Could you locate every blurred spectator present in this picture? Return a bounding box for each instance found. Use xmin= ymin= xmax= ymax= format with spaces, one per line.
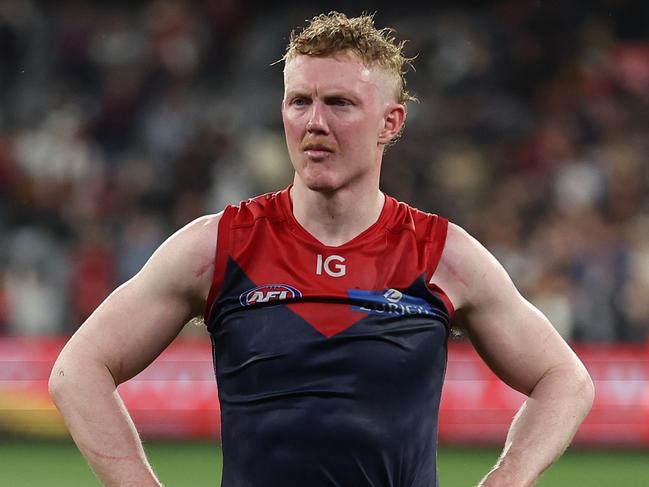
xmin=3 ymin=227 xmax=69 ymax=335
xmin=116 ymin=210 xmax=166 ymax=284
xmin=69 ymin=225 xmax=115 ymax=328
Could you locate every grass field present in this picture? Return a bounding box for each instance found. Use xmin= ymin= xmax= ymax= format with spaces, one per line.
xmin=1 ymin=439 xmax=648 ymax=486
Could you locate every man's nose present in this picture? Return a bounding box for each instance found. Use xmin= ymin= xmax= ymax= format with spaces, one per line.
xmin=306 ymin=102 xmax=328 ymax=134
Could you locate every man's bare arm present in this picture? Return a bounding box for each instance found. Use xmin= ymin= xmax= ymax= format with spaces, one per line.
xmin=48 ymin=214 xmax=220 ymax=487
xmin=431 ymin=223 xmax=594 ymax=487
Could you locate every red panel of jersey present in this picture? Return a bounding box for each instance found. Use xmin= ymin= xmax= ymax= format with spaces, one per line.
xmin=205 ymin=187 xmax=453 ymax=334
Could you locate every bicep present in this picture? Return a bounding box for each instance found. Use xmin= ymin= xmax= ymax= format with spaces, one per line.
xmin=56 ymin=214 xmax=220 ymax=385
xmin=67 ymin=273 xmax=194 ymax=385
xmin=432 ymin=224 xmax=581 ymax=395
xmin=463 ymin=283 xmax=576 ymax=395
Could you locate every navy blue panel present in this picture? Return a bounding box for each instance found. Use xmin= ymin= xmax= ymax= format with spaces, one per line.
xmin=209 ymin=259 xmax=449 ymax=487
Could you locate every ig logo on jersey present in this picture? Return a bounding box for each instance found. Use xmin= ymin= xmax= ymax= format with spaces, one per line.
xmin=315 ymin=254 xmax=346 ymax=277
xmin=240 ymin=284 xmax=302 ymax=306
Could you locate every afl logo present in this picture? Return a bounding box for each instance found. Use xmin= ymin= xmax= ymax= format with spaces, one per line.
xmin=239 ymin=284 xmax=302 ymax=306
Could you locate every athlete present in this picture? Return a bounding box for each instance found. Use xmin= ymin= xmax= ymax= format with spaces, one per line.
xmin=49 ymin=12 xmax=594 ymax=487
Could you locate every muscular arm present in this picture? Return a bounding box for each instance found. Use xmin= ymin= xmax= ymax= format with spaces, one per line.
xmin=431 ymin=223 xmax=594 ymax=487
xmin=48 ymin=214 xmax=221 ymax=487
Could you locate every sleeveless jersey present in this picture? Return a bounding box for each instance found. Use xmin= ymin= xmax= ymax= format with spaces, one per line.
xmin=204 ymin=187 xmax=454 ymax=487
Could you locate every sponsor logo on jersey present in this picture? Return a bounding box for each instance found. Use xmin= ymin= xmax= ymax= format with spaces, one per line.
xmin=348 ymin=288 xmax=436 ymax=317
xmin=316 ymin=254 xmax=346 ymax=277
xmin=383 ymin=289 xmax=403 ymax=303
xmin=240 ymin=284 xmax=302 ymax=306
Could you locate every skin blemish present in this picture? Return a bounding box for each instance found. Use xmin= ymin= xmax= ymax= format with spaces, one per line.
xmin=85 ymin=444 xmax=137 ymax=462
xmin=194 ymin=259 xmax=215 ymax=278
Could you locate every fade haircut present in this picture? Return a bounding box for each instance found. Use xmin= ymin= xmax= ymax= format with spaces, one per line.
xmin=282 ymin=11 xmax=416 ymax=105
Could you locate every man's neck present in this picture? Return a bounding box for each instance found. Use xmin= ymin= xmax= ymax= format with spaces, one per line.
xmin=290 ymin=180 xmax=385 ymax=247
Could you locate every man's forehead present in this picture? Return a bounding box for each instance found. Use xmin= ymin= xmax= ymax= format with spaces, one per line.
xmin=284 ymin=53 xmax=370 ymax=81
xmin=283 ymin=53 xmax=392 ymax=95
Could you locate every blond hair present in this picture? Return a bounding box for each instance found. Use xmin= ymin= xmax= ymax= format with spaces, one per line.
xmin=282 ymin=11 xmax=416 ymax=105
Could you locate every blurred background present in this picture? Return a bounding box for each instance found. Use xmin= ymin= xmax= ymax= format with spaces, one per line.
xmin=1 ymin=0 xmax=648 ymax=485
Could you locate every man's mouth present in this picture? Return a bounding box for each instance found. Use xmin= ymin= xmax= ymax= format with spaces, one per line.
xmin=302 ymin=143 xmax=334 ymax=158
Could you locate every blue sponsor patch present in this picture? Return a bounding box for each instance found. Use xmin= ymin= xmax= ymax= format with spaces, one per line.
xmin=348 ymin=288 xmax=437 ymax=317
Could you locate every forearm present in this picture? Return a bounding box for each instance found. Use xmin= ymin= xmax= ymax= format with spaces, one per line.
xmin=49 ymin=359 xmax=162 ymax=487
xmin=478 ymin=365 xmax=594 ymax=487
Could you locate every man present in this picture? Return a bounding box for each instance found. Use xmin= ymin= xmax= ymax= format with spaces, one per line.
xmin=49 ymin=12 xmax=594 ymax=487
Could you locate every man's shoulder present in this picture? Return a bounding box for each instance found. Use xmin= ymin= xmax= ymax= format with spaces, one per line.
xmin=385 ymin=195 xmax=448 ymax=241
xmin=438 ymin=222 xmax=484 ymax=269
xmin=386 ymin=194 xmax=443 ymax=220
xmin=225 ymin=188 xmax=289 ymax=227
xmin=432 ymin=222 xmax=506 ymax=311
xmin=163 ymin=213 xmax=223 ymax=265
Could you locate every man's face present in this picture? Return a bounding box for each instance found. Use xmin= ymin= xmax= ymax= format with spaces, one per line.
xmin=282 ymin=52 xmax=403 ymax=193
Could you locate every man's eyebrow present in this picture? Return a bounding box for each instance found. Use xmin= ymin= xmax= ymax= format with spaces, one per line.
xmin=323 ymin=91 xmax=361 ymax=103
xmin=284 ymin=89 xmax=362 ymax=103
xmin=323 ymin=91 xmax=356 ymax=98
xmin=284 ymin=90 xmax=311 ymax=98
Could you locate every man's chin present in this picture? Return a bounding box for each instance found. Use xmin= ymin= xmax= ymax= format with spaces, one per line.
xmin=296 ymin=175 xmax=341 ymax=194
xmin=304 ymin=180 xmax=339 ymax=194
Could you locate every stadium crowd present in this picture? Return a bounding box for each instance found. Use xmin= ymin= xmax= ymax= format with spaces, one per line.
xmin=1 ymin=0 xmax=648 ymax=343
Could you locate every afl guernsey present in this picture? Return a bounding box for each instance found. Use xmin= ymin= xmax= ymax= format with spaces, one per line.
xmin=204 ymin=187 xmax=454 ymax=487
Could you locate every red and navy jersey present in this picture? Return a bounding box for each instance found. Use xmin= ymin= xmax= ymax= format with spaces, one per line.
xmin=204 ymin=187 xmax=453 ymax=487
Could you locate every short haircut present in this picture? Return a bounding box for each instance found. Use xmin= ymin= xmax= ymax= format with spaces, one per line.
xmin=282 ymin=11 xmax=416 ymax=105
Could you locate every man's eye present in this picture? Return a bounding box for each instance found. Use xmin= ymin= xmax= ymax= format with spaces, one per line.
xmin=292 ymin=97 xmax=308 ymax=106
xmin=329 ymin=98 xmax=350 ymax=106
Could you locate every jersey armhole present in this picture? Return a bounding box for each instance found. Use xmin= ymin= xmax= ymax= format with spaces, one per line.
xmin=425 ymin=216 xmax=455 ymax=319
xmin=203 ymin=205 xmax=235 ymax=323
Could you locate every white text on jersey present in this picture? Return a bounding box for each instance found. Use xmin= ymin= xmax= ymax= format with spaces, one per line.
xmin=316 ymin=254 xmax=346 ymax=277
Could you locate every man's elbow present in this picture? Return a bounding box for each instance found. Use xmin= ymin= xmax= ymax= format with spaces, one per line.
xmin=48 ymin=348 xmax=112 ymax=407
xmin=48 ymin=354 xmax=71 ymax=407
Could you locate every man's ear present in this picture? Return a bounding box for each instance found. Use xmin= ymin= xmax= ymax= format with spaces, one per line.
xmin=378 ymin=103 xmax=406 ymax=145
